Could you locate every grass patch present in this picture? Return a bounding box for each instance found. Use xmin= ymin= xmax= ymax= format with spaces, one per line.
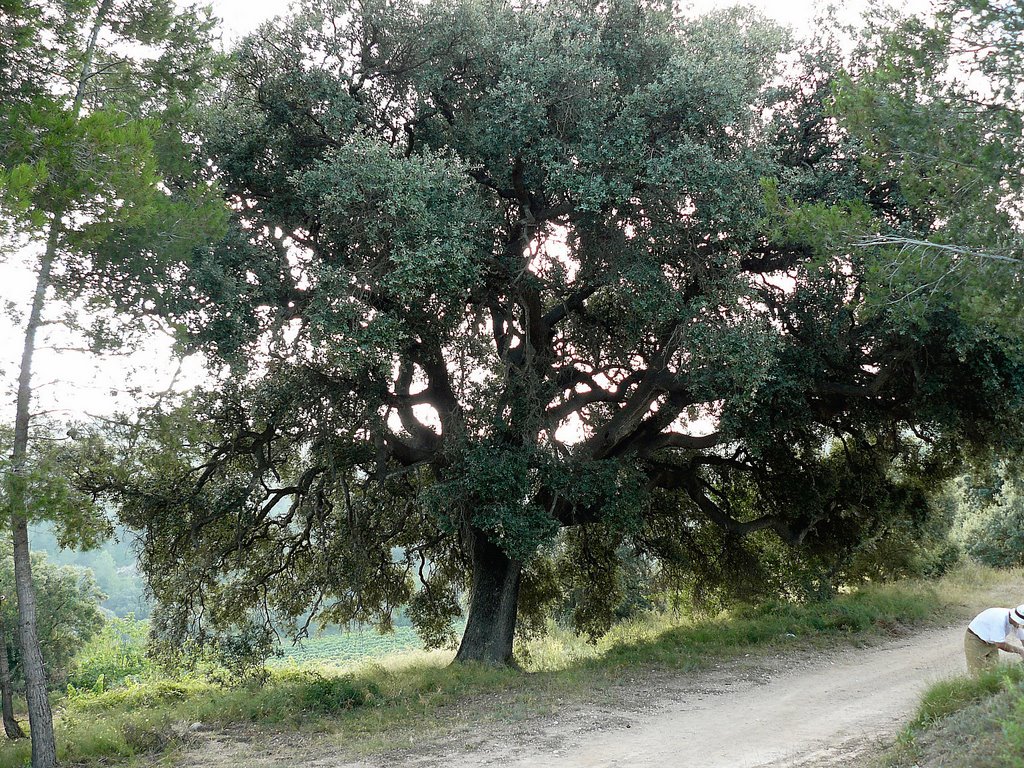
xmin=521 ymin=573 xmax=953 ymax=673
xmin=911 ymin=665 xmax=1024 ymax=730
xmin=883 ymin=668 xmax=1024 ymax=768
xmin=1 ymin=564 xmax=1017 ymax=768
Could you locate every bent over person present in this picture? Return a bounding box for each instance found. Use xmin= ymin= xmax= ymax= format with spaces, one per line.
xmin=964 ymin=604 xmax=1024 ymax=675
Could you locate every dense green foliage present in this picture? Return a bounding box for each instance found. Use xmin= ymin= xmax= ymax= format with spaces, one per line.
xmin=837 ymin=0 xmax=1024 ymax=327
xmin=94 ymin=0 xmax=1024 ymax=665
xmin=0 ymin=552 xmax=105 ymax=691
xmin=946 ymin=467 xmax=1024 ymax=569
xmin=3 ymin=0 xmax=1024 ymax=764
xmin=0 ymin=0 xmax=226 ymax=319
xmin=66 ymin=615 xmax=423 ymax=691
xmin=68 ymin=616 xmax=150 ymax=692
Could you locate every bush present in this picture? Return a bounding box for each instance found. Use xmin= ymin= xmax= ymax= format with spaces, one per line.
xmin=69 ymin=615 xmax=151 ymax=690
xmin=301 ymin=674 xmax=381 ymax=713
xmin=207 ymin=624 xmax=283 ymax=687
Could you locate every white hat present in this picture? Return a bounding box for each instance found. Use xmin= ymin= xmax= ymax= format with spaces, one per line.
xmin=1013 ymin=605 xmax=1024 ymax=624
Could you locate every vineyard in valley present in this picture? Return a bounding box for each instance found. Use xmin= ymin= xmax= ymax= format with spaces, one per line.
xmin=276 ymin=625 xmax=428 ymax=666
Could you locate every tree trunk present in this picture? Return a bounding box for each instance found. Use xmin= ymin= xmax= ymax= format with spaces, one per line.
xmin=454 ymin=527 xmax=522 ymax=666
xmin=9 ymin=518 xmax=54 ymax=764
xmin=0 ymin=624 xmax=25 ymax=740
xmin=7 ymin=220 xmax=59 ymax=767
xmin=6 ymin=5 xmax=113 ymax=762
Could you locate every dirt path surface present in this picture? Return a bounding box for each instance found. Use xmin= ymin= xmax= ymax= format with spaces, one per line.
xmin=486 ymin=627 xmax=963 ymax=768
xmin=179 ymin=623 xmax=980 ymax=768
xmin=393 ymin=625 xmax=965 ymax=768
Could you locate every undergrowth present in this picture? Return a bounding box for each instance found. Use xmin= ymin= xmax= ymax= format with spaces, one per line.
xmin=0 ymin=563 xmax=1012 ymax=768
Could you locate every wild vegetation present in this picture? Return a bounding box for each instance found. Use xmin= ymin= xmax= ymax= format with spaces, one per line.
xmin=0 ymin=565 xmax=1001 ymax=768
xmin=880 ymin=665 xmax=1024 ymax=768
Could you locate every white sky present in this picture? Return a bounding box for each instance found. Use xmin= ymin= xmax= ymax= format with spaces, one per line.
xmin=0 ymin=0 xmax=916 ymax=425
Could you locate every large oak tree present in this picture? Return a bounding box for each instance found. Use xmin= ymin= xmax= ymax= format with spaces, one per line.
xmin=113 ymin=0 xmax=1024 ymax=666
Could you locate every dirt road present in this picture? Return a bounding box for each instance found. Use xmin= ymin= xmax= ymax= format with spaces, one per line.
xmin=182 ymin=623 xmax=981 ymax=768
xmin=392 ymin=625 xmax=967 ymax=768
xmin=464 ymin=626 xmax=965 ymax=768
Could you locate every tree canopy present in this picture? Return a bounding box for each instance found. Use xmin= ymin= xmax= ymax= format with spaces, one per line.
xmin=0 ymin=0 xmax=226 ymax=323
xmin=104 ymin=0 xmax=1024 ymax=665
xmin=837 ymin=0 xmax=1024 ymax=324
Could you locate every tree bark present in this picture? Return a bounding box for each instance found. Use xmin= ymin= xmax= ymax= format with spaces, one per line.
xmin=6 ymin=4 xmax=113 ymax=764
xmin=8 ymin=222 xmax=59 ymax=767
xmin=0 ymin=624 xmax=25 ymax=740
xmin=454 ymin=527 xmax=522 ymax=666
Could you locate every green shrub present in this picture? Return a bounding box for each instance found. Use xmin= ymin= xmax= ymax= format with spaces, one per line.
xmin=959 ymin=486 xmax=1024 ymax=568
xmin=69 ymin=615 xmax=151 ymax=690
xmin=207 ymin=624 xmax=283 ymax=686
xmin=67 ymin=678 xmax=200 ymax=711
xmin=301 ymin=674 xmax=381 ymax=713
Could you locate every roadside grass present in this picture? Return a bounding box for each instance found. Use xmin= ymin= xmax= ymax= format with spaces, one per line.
xmin=911 ymin=665 xmax=1024 ymax=730
xmin=881 ymin=666 xmax=1024 ymax=768
xmin=881 ymin=664 xmax=1024 ymax=768
xmin=1 ymin=563 xmax=1016 ymax=768
xmin=525 ymin=563 xmax=1001 ymax=673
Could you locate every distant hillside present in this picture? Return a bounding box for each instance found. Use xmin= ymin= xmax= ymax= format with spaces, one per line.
xmin=29 ymin=523 xmax=151 ymax=618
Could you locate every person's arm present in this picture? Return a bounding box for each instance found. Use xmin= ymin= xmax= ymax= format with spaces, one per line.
xmin=993 ymin=640 xmax=1024 ymax=657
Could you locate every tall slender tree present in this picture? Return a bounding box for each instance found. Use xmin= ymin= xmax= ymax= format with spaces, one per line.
xmin=0 ymin=1 xmax=223 ymax=762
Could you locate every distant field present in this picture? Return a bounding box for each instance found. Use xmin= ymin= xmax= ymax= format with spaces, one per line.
xmin=276 ymin=625 xmax=427 ymax=666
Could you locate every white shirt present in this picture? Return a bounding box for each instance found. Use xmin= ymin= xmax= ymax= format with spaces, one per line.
xmin=968 ymin=607 xmax=1024 ymax=644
